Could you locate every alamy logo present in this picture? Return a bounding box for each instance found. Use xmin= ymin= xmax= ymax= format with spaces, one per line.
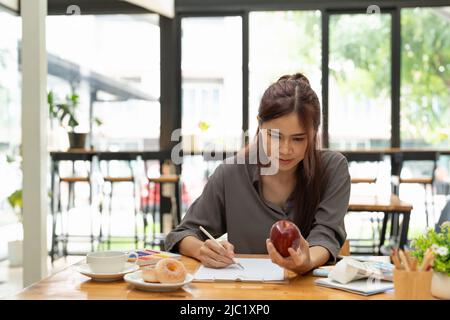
xmin=66 ymin=5 xmax=81 ymax=15
xmin=367 ymin=5 xmax=381 ymax=14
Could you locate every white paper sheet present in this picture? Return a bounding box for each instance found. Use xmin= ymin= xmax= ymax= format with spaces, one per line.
xmin=194 ymin=258 xmax=285 ymax=282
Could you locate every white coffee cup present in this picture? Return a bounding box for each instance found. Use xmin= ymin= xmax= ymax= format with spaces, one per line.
xmin=86 ymin=250 xmax=138 ymax=274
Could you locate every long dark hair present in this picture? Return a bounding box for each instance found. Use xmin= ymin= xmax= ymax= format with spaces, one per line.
xmin=249 ymin=73 xmax=326 ymax=237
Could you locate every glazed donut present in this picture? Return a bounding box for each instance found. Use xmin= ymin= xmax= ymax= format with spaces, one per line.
xmin=142 ymin=266 xmax=158 ymax=283
xmin=155 ymin=258 xmax=187 ymax=283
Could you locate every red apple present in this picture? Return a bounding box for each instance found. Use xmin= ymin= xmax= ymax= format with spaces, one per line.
xmin=269 ymin=220 xmax=301 ymax=257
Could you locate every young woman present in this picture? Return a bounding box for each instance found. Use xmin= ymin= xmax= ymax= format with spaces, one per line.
xmin=165 ymin=73 xmax=350 ymax=275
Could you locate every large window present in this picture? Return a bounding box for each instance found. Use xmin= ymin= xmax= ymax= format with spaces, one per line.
xmin=400 ymin=7 xmax=450 ymax=149
xmin=0 ymin=10 xmax=21 ymax=154
xmin=0 ymin=8 xmax=21 ymax=259
xmin=46 ymin=14 xmax=161 ymax=151
xmin=328 ymin=13 xmax=392 ymax=150
xmin=181 ymin=16 xmax=243 ymax=153
xmin=249 ymin=11 xmax=322 ymax=138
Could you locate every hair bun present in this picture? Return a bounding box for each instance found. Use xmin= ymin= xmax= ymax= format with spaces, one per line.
xmin=277 ymin=73 xmax=310 ymax=86
xmin=291 ymin=73 xmax=310 ymax=86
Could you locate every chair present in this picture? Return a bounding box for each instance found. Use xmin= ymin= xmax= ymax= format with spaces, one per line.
xmin=398 ymin=151 xmax=439 ymax=227
xmin=342 ymin=152 xmax=385 ymax=254
xmin=50 ymin=158 xmax=96 ymax=262
xmin=343 ymin=151 xmax=384 ymax=186
xmin=98 ymin=154 xmax=141 ymax=250
xmin=435 ymin=199 xmax=450 ymax=232
xmin=142 ymin=160 xmax=182 ymax=249
xmin=351 ymin=177 xmax=378 ymax=184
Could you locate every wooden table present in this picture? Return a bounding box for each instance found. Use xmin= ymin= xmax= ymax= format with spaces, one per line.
xmin=349 ymin=194 xmax=413 ymax=213
xmin=348 ymin=194 xmax=413 ymax=253
xmin=11 ymin=255 xmax=394 ymax=300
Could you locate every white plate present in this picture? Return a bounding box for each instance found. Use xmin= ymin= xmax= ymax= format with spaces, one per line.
xmin=74 ymin=262 xmax=140 ymax=282
xmin=124 ymin=271 xmax=194 ymax=292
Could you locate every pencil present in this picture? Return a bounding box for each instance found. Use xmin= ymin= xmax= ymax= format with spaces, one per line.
xmin=420 ymin=249 xmax=434 ymax=272
xmin=391 ymin=249 xmax=403 ymax=269
xmin=404 ymin=250 xmax=414 ymax=270
xmin=410 ymin=257 xmax=418 ymax=271
xmin=399 ymin=249 xmax=411 ymax=272
xmin=199 ymin=226 xmax=245 ymax=270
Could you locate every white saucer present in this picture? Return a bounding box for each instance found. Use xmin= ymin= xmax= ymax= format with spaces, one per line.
xmin=74 ymin=262 xmax=140 ymax=282
xmin=124 ymin=271 xmax=194 ymax=292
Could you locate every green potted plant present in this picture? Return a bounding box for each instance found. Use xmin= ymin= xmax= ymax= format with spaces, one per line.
xmin=6 ymin=189 xmax=23 ymax=267
xmin=2 ymin=149 xmax=23 ymax=267
xmin=48 ymin=90 xmax=86 ymax=149
xmin=411 ymin=222 xmax=450 ymax=299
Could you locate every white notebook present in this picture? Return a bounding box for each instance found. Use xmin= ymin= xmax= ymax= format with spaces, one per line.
xmin=194 ymin=258 xmax=286 ymax=283
xmin=315 ymin=278 xmax=394 ymax=296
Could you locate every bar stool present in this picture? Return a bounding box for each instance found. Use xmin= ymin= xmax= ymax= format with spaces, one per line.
xmin=351 ymin=177 xmax=377 ymax=184
xmin=142 ymin=161 xmax=182 ymax=249
xmin=398 ymin=151 xmax=439 ymax=227
xmin=346 ymin=152 xmax=384 ymax=186
xmin=343 ymin=152 xmax=385 ymax=254
xmin=98 ymin=155 xmax=141 ymax=250
xmin=50 ymin=159 xmax=95 ymax=261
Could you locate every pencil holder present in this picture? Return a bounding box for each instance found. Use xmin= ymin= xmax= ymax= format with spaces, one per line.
xmin=393 ymin=269 xmax=432 ymax=300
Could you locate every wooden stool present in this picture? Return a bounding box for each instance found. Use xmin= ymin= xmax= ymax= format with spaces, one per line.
xmin=398 ymin=151 xmax=438 ymax=228
xmin=51 ymin=175 xmax=93 ymax=260
xmin=399 ymin=176 xmax=435 ymax=228
xmin=347 ymin=194 xmax=413 ymax=255
xmin=344 ymin=152 xmax=385 ymax=254
xmin=351 ymin=177 xmax=377 ymax=184
xmin=144 ymin=174 xmax=181 ymax=248
xmin=99 ymin=158 xmax=140 ymax=250
xmin=342 ymin=151 xmax=384 ymax=187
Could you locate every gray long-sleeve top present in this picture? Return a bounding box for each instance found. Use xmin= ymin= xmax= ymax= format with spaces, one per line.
xmin=164 ymin=150 xmax=351 ymax=262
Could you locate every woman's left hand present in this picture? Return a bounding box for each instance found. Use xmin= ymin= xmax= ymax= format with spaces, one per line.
xmin=266 ymin=234 xmax=312 ymax=275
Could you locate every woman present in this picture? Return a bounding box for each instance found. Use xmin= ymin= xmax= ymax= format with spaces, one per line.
xmin=165 ymin=73 xmax=350 ymax=275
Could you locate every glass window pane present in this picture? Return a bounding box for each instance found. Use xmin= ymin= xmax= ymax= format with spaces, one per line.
xmin=401 ymin=7 xmax=450 ymax=149
xmin=0 ymin=10 xmax=21 ymax=151
xmin=46 ymin=14 xmax=160 ymax=151
xmin=181 ymin=17 xmax=243 ymax=152
xmin=329 ymin=14 xmax=391 ymax=150
xmin=249 ymin=11 xmax=322 ymax=138
xmin=0 ymin=10 xmax=21 ymax=210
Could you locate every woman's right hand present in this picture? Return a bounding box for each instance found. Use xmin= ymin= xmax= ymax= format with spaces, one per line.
xmin=197 ymin=240 xmax=236 ymax=268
